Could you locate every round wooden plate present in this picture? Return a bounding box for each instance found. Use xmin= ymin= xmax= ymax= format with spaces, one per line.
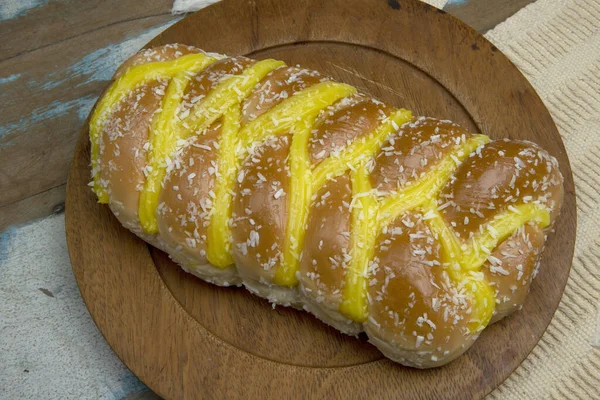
xmin=65 ymin=0 xmax=576 ymax=398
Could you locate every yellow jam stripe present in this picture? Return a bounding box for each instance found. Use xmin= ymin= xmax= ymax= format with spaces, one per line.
xmin=180 ymin=59 xmax=286 ymax=140
xmin=422 ymin=202 xmax=549 ymax=332
xmin=461 ymin=203 xmax=550 ymax=271
xmin=274 ymin=118 xmax=314 ymax=286
xmin=377 ymin=134 xmax=490 ymax=230
xmin=312 ymin=109 xmax=413 ymax=190
xmin=268 ymin=91 xmax=404 ymax=286
xmin=364 ymin=134 xmax=494 ymax=328
xmin=238 ymin=82 xmax=357 ymax=146
xmin=340 ymin=162 xmax=378 ymax=322
xmin=337 ymin=134 xmax=492 ymax=324
xmin=462 ymin=274 xmax=496 ymax=332
xmin=236 ymin=82 xmax=355 ymax=281
xmin=423 ymin=204 xmax=463 ymax=271
xmin=205 ymin=80 xmax=355 ymax=269
xmin=90 ymin=53 xmax=217 ymax=202
xmin=138 ymin=59 xmax=285 ymax=234
xmin=422 ymin=205 xmax=495 ymax=331
xmin=138 ymin=70 xmax=200 ymax=233
xmin=206 ymin=106 xmax=242 ymax=268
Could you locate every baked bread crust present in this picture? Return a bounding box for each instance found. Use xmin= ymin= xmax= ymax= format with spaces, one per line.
xmin=89 ymin=44 xmax=563 ymax=368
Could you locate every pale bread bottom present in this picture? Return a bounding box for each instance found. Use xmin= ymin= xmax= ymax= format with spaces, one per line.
xmin=109 ymin=205 xmax=486 ymax=368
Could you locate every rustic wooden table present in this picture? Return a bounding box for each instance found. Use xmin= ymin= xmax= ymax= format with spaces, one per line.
xmin=0 ymin=0 xmax=536 ymax=398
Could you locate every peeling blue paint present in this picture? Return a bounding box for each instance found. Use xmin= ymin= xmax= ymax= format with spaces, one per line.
xmin=104 ymin=371 xmax=149 ymax=400
xmin=1 ymin=17 xmax=181 ymax=148
xmin=0 ymin=226 xmax=17 ymax=265
xmin=445 ymin=0 xmax=467 ymax=6
xmin=0 ymin=0 xmax=47 ymax=21
xmin=77 ymin=98 xmax=96 ymax=122
xmin=35 ymin=79 xmax=64 ymax=91
xmin=38 ymin=17 xmax=182 ymax=91
xmin=0 ymin=216 xmax=47 ymax=261
xmin=0 ymin=74 xmax=21 ymax=85
xmin=70 ymin=16 xmax=182 ymax=83
xmin=172 ymin=0 xmax=222 ymax=14
xmin=0 ymin=95 xmax=97 ymax=146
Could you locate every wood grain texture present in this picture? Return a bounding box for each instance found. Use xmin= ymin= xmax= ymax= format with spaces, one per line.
xmin=65 ymin=0 xmax=576 ymax=398
xmin=0 ymin=184 xmax=65 ymax=232
xmin=0 ymin=12 xmax=179 ymax=209
xmin=0 ymin=0 xmax=172 ymax=61
xmin=444 ymin=0 xmax=536 ymax=33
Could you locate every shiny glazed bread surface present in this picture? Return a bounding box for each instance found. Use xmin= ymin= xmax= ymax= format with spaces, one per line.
xmin=90 ymin=44 xmax=563 ymax=368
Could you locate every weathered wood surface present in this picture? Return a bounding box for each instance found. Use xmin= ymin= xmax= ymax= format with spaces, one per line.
xmin=444 ymin=0 xmax=536 ymax=33
xmin=0 ymin=0 xmax=179 ymax=232
xmin=66 ymin=0 xmax=575 ymax=398
xmin=0 ymin=0 xmax=174 ymax=61
xmin=0 ymin=184 xmax=65 ymax=232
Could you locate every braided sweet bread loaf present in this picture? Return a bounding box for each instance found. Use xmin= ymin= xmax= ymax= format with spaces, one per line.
xmin=90 ymin=44 xmax=563 ymax=368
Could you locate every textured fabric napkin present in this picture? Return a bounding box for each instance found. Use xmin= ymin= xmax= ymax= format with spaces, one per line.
xmin=484 ymin=0 xmax=600 ymax=397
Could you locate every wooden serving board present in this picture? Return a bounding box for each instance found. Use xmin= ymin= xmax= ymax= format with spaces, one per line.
xmin=65 ymin=0 xmax=577 ymax=398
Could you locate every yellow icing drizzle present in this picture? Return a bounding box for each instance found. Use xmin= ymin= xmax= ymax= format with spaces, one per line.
xmin=460 ymin=203 xmax=550 ymax=271
xmin=179 ymin=59 xmax=285 ymax=139
xmin=208 ymin=81 xmax=356 ymax=271
xmin=138 ymin=59 xmax=285 ymax=234
xmin=312 ymin=110 xmax=413 ymax=190
xmin=423 ymin=205 xmax=463 ymax=271
xmin=302 ymin=110 xmax=414 ymax=320
xmin=462 ymin=274 xmax=496 ymax=332
xmin=423 ymin=205 xmax=495 ymax=331
xmin=365 ymin=134 xmax=552 ymax=330
xmin=270 ymin=96 xmax=408 ymax=286
xmin=340 ymin=162 xmax=378 ymax=322
xmin=206 ymin=105 xmax=242 ymax=268
xmin=238 ymin=82 xmax=356 ymax=145
xmin=421 ymin=202 xmax=549 ymax=332
xmin=138 ymin=69 xmax=202 ymax=233
xmin=335 ymin=135 xmax=489 ymax=322
xmin=377 ymin=135 xmax=490 ymax=229
xmin=248 ymin=82 xmax=356 ymax=282
xmin=90 ymin=53 xmax=217 ymax=202
xmin=274 ymin=119 xmax=314 ymax=286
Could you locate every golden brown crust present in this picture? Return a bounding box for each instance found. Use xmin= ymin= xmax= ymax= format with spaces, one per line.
xmin=180 ymin=56 xmax=255 ymax=119
xmin=231 ymin=135 xmax=292 ymax=282
xmin=483 ymin=223 xmax=544 ymax=322
xmin=365 ymin=213 xmax=475 ymax=367
xmin=309 ymin=97 xmax=393 ymax=165
xmin=370 ymin=117 xmax=470 ymax=192
xmin=157 ymin=124 xmax=222 ymax=265
xmin=114 ymin=44 xmax=202 ymax=79
xmin=300 ymin=173 xmax=352 ymax=309
xmin=98 ymin=80 xmax=167 ymax=225
xmin=439 ymin=140 xmax=563 ymax=240
xmin=242 ymin=66 xmax=326 ymax=125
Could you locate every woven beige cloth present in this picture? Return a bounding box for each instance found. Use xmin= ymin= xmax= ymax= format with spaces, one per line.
xmin=482 ymin=0 xmax=600 ymax=398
